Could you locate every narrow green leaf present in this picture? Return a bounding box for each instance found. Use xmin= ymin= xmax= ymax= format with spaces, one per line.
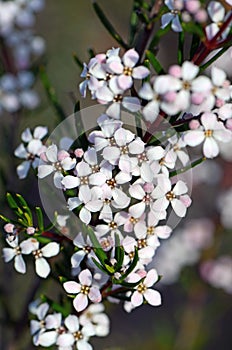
xmin=15 ymin=193 xmax=28 ymax=207
xmin=39 ymin=66 xmax=66 ymax=122
xmin=119 ymin=247 xmax=139 ymax=281
xmin=24 ymin=212 xmax=33 ymax=226
xmin=129 ymin=9 xmax=138 ymax=45
xmin=119 ymin=277 xmax=144 ymax=288
xmin=169 ymin=157 xmax=206 ymax=177
xmin=189 ymin=34 xmax=201 ymax=60
xmin=146 ymin=50 xmax=165 ymax=74
xmin=199 ymin=45 xmax=230 ymax=72
xmin=0 ymin=214 xmax=11 ymax=223
xmin=87 ymin=227 xmax=108 ymax=266
xmin=178 ymin=31 xmax=184 ymax=65
xmin=35 ymin=207 xmax=44 ymax=231
xmin=92 ymin=2 xmax=129 ymax=49
xmin=72 ymin=52 xmax=83 ymax=70
xmin=92 ymin=257 xmax=109 ymax=274
xmin=149 ymin=25 xmax=171 ymax=49
xmin=6 ymin=193 xmax=18 ymax=210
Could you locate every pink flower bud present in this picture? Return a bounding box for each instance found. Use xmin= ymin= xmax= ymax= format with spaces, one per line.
xmin=4 ymin=223 xmax=15 ymax=233
xmin=169 ymin=65 xmax=182 ymax=78
xmin=74 ymin=148 xmax=84 ymax=158
xmin=194 ymin=9 xmax=207 ymax=23
xmin=185 ymin=0 xmax=200 ymax=14
xmin=174 ymin=0 xmax=184 ymax=10
xmin=164 ymin=91 xmax=177 ymax=103
xmin=143 ymin=183 xmax=154 ymax=193
xmin=189 ymin=119 xmax=200 ymax=129
xmin=216 ymin=98 xmax=225 ymax=108
xmin=58 ymin=150 xmax=69 ymax=161
xmin=40 ymin=152 xmax=47 ymax=162
xmin=27 ymin=227 xmax=35 ymax=235
xmin=226 ymin=119 xmax=232 ymax=131
xmin=191 ymin=92 xmax=204 ymax=105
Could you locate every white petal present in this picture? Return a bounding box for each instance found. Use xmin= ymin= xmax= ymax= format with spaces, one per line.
xmin=73 ymin=294 xmax=88 ymax=312
xmin=62 ymin=175 xmax=80 ymax=189
xmin=133 ymin=66 xmax=150 ymax=79
xmin=79 ymin=186 xmax=91 ymax=203
xmin=106 ymin=102 xmax=121 ymax=119
xmin=139 ymin=82 xmax=154 ymax=100
xmin=65 ymin=314 xmax=79 ymax=333
xmin=22 ymin=128 xmax=32 ymax=142
xmin=123 ymin=48 xmax=139 ymax=67
xmin=79 ymin=207 xmax=91 ymax=224
xmin=89 ymin=287 xmax=102 ymax=303
xmin=184 ymin=130 xmax=205 ymax=146
xmin=208 ymin=1 xmax=225 ymax=22
xmin=171 ymin=198 xmax=187 ymax=217
xmin=142 ymin=100 xmax=159 ymax=122
xmin=57 ymin=333 xmax=74 ymax=347
xmin=117 ymin=75 xmax=133 ymax=90
xmin=38 ymin=331 xmax=57 ymax=347
xmin=46 ymin=144 xmax=58 ymax=162
xmin=173 ymin=180 xmax=187 ymax=195
xmin=14 ymin=254 xmax=26 ymax=274
xmin=33 ymin=126 xmax=48 ymax=140
xmin=16 ymin=161 xmax=31 ymax=179
xmin=42 ymin=242 xmax=60 ymax=258
xmin=144 ymin=289 xmax=162 ymax=306
xmin=129 ymin=202 xmax=146 ymax=218
xmin=35 ymin=258 xmax=50 ymax=278
xmin=2 ymin=248 xmax=15 ymax=262
xmin=182 ymin=61 xmax=199 ymax=81
xmin=203 ymin=137 xmax=219 ymax=158
xmin=67 ymin=197 xmax=82 ymax=211
xmin=122 ymin=96 xmax=141 ymax=112
xmin=37 ymin=164 xmax=54 ymax=178
xmin=155 ymin=225 xmax=172 ymax=239
xmin=63 ymin=281 xmax=81 ymax=294
xmin=131 ymin=291 xmax=143 ymax=307
xmin=14 ymin=143 xmax=28 ymax=158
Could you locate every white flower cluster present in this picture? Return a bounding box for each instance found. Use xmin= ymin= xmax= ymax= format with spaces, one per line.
xmin=29 ymin=300 xmax=110 ymax=349
xmin=161 ymin=0 xmax=232 ymax=37
xmin=0 ymin=0 xmax=45 ymax=113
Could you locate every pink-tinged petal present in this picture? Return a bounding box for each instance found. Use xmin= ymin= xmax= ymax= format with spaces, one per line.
xmin=133 ymin=66 xmax=150 ymax=79
xmin=46 ymin=144 xmax=58 ymax=162
xmin=184 ymin=130 xmax=205 ymax=146
xmin=131 ymin=291 xmax=143 ymax=307
xmin=205 ymin=23 xmax=219 ymax=40
xmin=139 ymin=82 xmax=154 ymax=100
xmin=46 ymin=313 xmax=62 ymax=329
xmin=211 ymin=66 xmax=226 ymax=86
xmin=112 ymin=188 xmax=130 ymax=208
xmin=144 ymin=289 xmax=162 ymax=306
xmin=96 ymin=86 xmax=113 ymax=103
xmin=180 ymin=194 xmax=192 ymax=208
xmin=108 ymin=61 xmax=123 ymax=74
xmin=53 ymin=171 xmax=64 ymax=189
xmin=73 ymin=293 xmax=88 ymax=312
xmin=89 ymin=286 xmax=102 ymax=303
xmin=118 ymin=75 xmax=133 ymax=90
xmin=192 ymin=76 xmax=212 ymax=93
xmin=62 ymin=175 xmax=80 ymax=189
xmin=65 ymin=314 xmax=79 ymax=333
xmin=14 ymin=254 xmax=26 ymax=274
xmin=35 ymin=258 xmax=50 ymax=278
xmin=144 ymin=269 xmax=159 ymax=287
xmin=79 ymin=207 xmax=91 ymax=224
xmin=34 ymin=126 xmax=48 ymax=140
xmin=63 ymin=281 xmax=81 ymax=294
xmin=161 ymin=13 xmax=173 ymax=28
xmin=79 ymin=186 xmax=91 ymax=203
xmin=38 ymin=331 xmax=57 ymax=347
xmin=2 ymin=248 xmax=15 ymax=262
xmin=20 ymin=238 xmax=39 ymax=254
xmin=103 ymin=146 xmax=120 ymax=164
xmin=122 ymin=97 xmax=141 ymax=112
xmin=171 ymin=15 xmax=182 ymax=32
xmin=141 ymin=162 xmax=154 ymax=183
xmin=67 ymin=197 xmax=82 ymax=211
xmin=14 ymin=143 xmax=28 ymax=158
xmin=89 ymin=172 xmax=106 ymax=186
xmin=106 ymin=102 xmax=121 ymax=120
xmin=129 ymin=184 xmax=145 ymax=199
xmin=78 ymin=338 xmax=93 ymax=350
xmin=155 ymin=75 xmax=181 ymax=94
xmin=203 ymin=137 xmax=219 ymax=158
xmin=79 ymin=269 xmax=92 ymax=286
xmin=142 ymin=100 xmax=159 ymax=123
xmin=129 ymin=202 xmax=146 ymax=218
xmin=171 ymin=198 xmax=187 ymax=217
xmin=173 ymin=180 xmax=188 ymax=195
xmin=214 ymin=129 xmax=232 ymax=143
xmin=123 ymin=48 xmax=139 ymax=67
xmin=155 ymin=225 xmax=172 ymax=239
xmin=16 ymin=161 xmax=30 ymax=179
xmin=207 ymin=1 xmax=225 ymax=22
xmin=57 ymin=333 xmax=75 ymax=347
xmin=37 ymin=164 xmax=54 ymax=178
xmin=85 ymin=200 xmax=102 ymax=212
xmin=182 ymin=61 xmax=199 ymax=81
xmin=41 ymin=242 xmax=60 ymax=258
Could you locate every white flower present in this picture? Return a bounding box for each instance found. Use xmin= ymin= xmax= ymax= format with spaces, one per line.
xmin=38 ymin=144 xmax=76 ymax=188
xmin=152 ymin=175 xmax=191 ymax=218
xmin=63 ymin=269 xmax=102 ymax=312
xmin=2 ymin=236 xmax=28 ymax=274
xmin=206 ymin=1 xmax=231 ymax=40
xmin=184 ymin=112 xmax=232 ymax=158
xmin=30 ymin=302 xmax=50 ymax=345
xmin=129 ymin=269 xmax=162 ymax=307
xmin=161 ymin=0 xmax=183 ymax=32
xmin=20 ymin=238 xmax=60 ymax=278
xmin=80 ymin=304 xmax=110 ymax=337
xmin=107 ymin=48 xmax=150 ymax=90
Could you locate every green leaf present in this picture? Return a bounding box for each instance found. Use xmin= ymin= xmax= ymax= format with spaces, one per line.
xmin=92 ymin=257 xmax=109 ymax=274
xmin=35 ymin=207 xmax=44 ymax=231
xmin=92 ymin=2 xmax=129 ymax=49
xmin=169 ymin=157 xmax=206 ymax=177
xmin=181 ymin=21 xmax=204 ymax=38
xmin=199 ymin=45 xmax=231 ymax=72
xmin=87 ymin=227 xmax=108 ymax=266
xmin=118 ymin=247 xmax=139 ymax=282
xmin=72 ymin=52 xmax=83 ymax=70
xmin=117 ymin=277 xmax=144 ymax=288
xmin=190 ymin=33 xmax=201 ymax=60
xmin=178 ymin=31 xmax=184 ymax=65
xmin=15 ymin=193 xmax=28 ymax=207
xmin=39 ymin=66 xmax=66 ymax=122
xmin=6 ymin=193 xmax=18 ymax=210
xmin=146 ymin=50 xmax=165 ymax=74
xmin=0 ymin=214 xmax=11 ymax=223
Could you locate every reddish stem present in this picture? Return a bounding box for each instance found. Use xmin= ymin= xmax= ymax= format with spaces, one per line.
xmin=41 ymin=231 xmax=72 ymax=242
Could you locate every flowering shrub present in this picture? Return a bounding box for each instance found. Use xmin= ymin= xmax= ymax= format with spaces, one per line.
xmin=1 ymin=0 xmax=232 ymax=349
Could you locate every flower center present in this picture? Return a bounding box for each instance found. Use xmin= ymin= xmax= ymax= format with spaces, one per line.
xmin=171 ymin=9 xmax=180 ymax=15
xmin=182 ymin=81 xmax=191 ymax=90
xmin=80 ymin=176 xmax=89 ymax=185
xmin=204 ymin=130 xmax=213 ymax=137
xmin=91 ymin=164 xmax=100 ymax=173
xmin=74 ymin=331 xmax=83 ymax=340
xmin=33 ymin=249 xmax=43 ymax=259
xmin=137 ymin=239 xmax=147 ymax=249
xmin=137 ymin=283 xmax=147 ymax=294
xmin=143 ymin=194 xmax=151 ymax=204
xmin=147 ymin=226 xmax=155 ymax=235
xmin=27 ymin=153 xmax=35 ymax=161
xmin=109 ymin=221 xmax=117 ymax=230
xmin=130 ymin=216 xmax=138 ymax=224
xmin=80 ymin=285 xmax=90 ymax=295
xmin=107 ymin=137 xmax=116 ymax=146
xmin=137 ymin=152 xmax=148 ymax=163
xmin=120 ymin=145 xmax=129 ymax=154
xmin=53 ymin=161 xmax=62 ymax=171
xmin=166 ymin=191 xmax=175 ymax=201
xmin=106 ymin=178 xmax=116 ymax=188
xmin=123 ymin=66 xmax=133 ymax=76
xmin=105 ymin=73 xmax=112 ymax=81
xmin=113 ymin=94 xmax=123 ymax=103
xmin=100 ymin=237 xmax=112 ymax=250
xmin=14 ymin=246 xmax=21 ymax=255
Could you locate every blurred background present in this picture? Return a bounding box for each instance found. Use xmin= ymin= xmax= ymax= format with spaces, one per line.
xmin=0 ymin=1 xmax=232 ymax=349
